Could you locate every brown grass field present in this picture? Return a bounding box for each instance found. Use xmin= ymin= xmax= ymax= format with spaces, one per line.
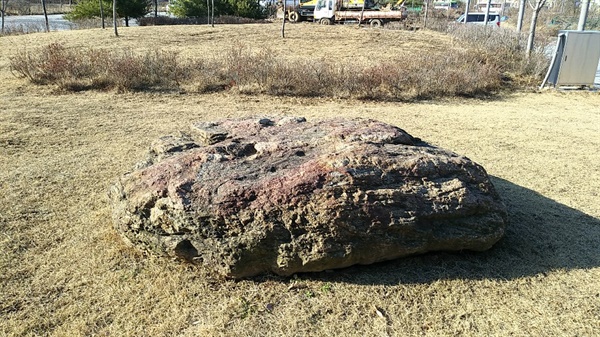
xmin=1 ymin=23 xmax=599 ymax=336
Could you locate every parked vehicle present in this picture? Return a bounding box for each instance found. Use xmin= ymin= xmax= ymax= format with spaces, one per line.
xmin=313 ymin=0 xmax=407 ymax=27
xmin=456 ymin=12 xmax=501 ymax=26
xmin=433 ymin=0 xmax=458 ymax=10
xmin=474 ymin=0 xmax=510 ymax=14
xmin=286 ymin=0 xmax=375 ymax=22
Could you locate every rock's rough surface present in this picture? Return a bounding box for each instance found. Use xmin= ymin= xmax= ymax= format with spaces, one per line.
xmin=109 ymin=117 xmax=507 ymax=278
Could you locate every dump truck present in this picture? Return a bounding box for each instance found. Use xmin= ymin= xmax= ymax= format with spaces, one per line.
xmin=313 ymin=0 xmax=408 ymax=27
xmin=285 ymin=0 xmax=376 ymax=22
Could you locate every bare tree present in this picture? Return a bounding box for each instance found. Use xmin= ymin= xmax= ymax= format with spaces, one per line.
xmin=281 ymin=1 xmax=286 ymax=38
xmin=211 ymin=0 xmax=214 ymax=27
xmin=1 ymin=0 xmax=7 ymax=34
xmin=41 ymin=0 xmax=49 ymax=32
xmin=113 ymin=0 xmax=118 ymax=37
xmin=154 ymin=0 xmax=157 ymax=17
xmin=100 ymin=0 xmax=105 ymax=29
xmin=463 ymin=0 xmax=470 ymax=23
xmin=525 ymin=0 xmax=547 ymax=56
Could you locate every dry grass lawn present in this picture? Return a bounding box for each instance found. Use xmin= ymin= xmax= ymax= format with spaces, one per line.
xmin=1 ymin=24 xmax=599 ymax=336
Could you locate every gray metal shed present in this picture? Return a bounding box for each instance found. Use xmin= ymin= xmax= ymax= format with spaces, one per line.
xmin=541 ymin=30 xmax=600 ymax=89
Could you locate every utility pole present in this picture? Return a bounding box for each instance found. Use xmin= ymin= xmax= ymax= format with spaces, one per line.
xmin=516 ymin=0 xmax=525 ymax=32
xmin=483 ymin=0 xmax=491 ymax=26
xmin=423 ymin=0 xmax=428 ymax=28
xmin=577 ymin=0 xmax=590 ymax=31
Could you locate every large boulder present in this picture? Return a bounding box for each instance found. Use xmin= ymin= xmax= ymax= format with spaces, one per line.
xmin=109 ymin=117 xmax=507 ymax=278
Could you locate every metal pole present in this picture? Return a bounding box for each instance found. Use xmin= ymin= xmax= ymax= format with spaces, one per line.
xmin=423 ymin=0 xmax=428 ymax=28
xmin=516 ymin=0 xmax=525 ymax=32
xmin=577 ymin=0 xmax=590 ymax=31
xmin=483 ymin=0 xmax=491 ymax=26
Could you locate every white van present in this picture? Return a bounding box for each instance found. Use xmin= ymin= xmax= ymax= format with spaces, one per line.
xmin=456 ymin=13 xmax=501 ymax=27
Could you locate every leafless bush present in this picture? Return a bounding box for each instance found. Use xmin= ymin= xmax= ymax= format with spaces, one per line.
xmin=10 ymin=42 xmax=503 ymax=100
xmin=10 ymin=43 xmax=185 ymax=92
xmin=440 ymin=23 xmax=551 ymax=81
xmin=66 ymin=18 xmax=106 ymax=30
xmin=0 ymin=23 xmax=46 ymax=36
xmin=213 ymin=44 xmax=500 ymax=100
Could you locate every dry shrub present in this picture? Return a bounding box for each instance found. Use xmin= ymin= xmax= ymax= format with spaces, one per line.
xmin=423 ymin=15 xmax=551 ymax=83
xmin=187 ymin=58 xmax=229 ymax=93
xmin=102 ymin=49 xmax=186 ymax=91
xmin=445 ymin=24 xmax=551 ymax=81
xmin=10 ymin=41 xmax=502 ymax=100
xmin=0 ymin=23 xmax=46 ymax=36
xmin=214 ymin=46 xmax=500 ymax=100
xmin=9 ymin=43 xmax=85 ymax=85
xmin=10 ymin=43 xmax=185 ymax=92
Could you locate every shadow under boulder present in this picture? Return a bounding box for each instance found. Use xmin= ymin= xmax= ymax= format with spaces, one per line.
xmin=109 ymin=117 xmax=507 ymax=279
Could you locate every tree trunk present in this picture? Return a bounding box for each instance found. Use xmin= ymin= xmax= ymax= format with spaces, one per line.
xmin=113 ymin=0 xmax=118 ymax=37
xmin=100 ymin=0 xmax=105 ymax=29
xmin=207 ymin=0 xmax=210 ymax=25
xmin=125 ymin=16 xmax=129 ymax=27
xmin=281 ymin=2 xmax=286 ymax=38
xmin=211 ymin=0 xmax=214 ymax=27
xmin=154 ymin=0 xmax=157 ymax=18
xmin=516 ymin=0 xmax=525 ymax=32
xmin=41 ymin=0 xmax=49 ymax=32
xmin=463 ymin=0 xmax=469 ymax=23
xmin=526 ymin=0 xmax=546 ymax=56
xmin=1 ymin=0 xmax=5 ymax=34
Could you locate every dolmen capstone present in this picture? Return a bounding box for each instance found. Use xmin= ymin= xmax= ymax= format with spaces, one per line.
xmin=109 ymin=117 xmax=507 ymax=278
